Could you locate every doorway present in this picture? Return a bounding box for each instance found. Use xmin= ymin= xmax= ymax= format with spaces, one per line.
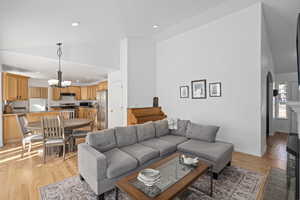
xmin=266 ymin=72 xmax=273 ymax=137
xmin=108 ymin=81 xmax=124 ymax=128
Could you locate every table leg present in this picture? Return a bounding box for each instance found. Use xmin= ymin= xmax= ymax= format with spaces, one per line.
xmin=115 ymin=187 xmax=119 ymax=200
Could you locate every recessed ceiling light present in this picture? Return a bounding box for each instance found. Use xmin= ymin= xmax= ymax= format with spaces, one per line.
xmin=153 ymin=24 xmax=159 ymax=29
xmin=71 ymin=21 xmax=80 ymax=27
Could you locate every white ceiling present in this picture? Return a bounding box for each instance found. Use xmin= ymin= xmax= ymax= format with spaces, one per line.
xmin=0 ymin=0 xmax=299 ymax=82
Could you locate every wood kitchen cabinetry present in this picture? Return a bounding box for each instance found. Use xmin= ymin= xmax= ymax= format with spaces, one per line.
xmin=96 ymin=81 xmax=108 ymax=91
xmin=81 ymin=86 xmax=96 ymax=100
xmin=52 ymin=86 xmax=81 ymax=100
xmin=3 ymin=114 xmax=21 ymax=144
xmin=88 ymin=86 xmax=96 ymax=100
xmin=80 ymin=86 xmax=88 ymax=100
xmin=2 ymin=72 xmax=29 ymax=101
xmin=29 ymin=87 xmax=48 ymax=98
xmin=68 ymin=86 xmax=81 ymax=100
xmin=51 ymin=81 xmax=107 ymax=101
xmin=52 ymin=88 xmax=61 ymax=100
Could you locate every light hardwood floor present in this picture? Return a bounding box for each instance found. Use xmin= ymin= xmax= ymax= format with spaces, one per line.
xmin=0 ymin=133 xmax=288 ymax=200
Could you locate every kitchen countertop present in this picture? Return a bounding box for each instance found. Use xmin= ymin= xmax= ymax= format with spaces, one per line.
xmin=3 ymin=111 xmax=61 ymax=116
xmin=3 ymin=107 xmax=97 ymax=116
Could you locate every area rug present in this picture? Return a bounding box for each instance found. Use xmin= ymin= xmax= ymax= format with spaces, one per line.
xmin=263 ymin=168 xmax=288 ymax=200
xmin=40 ymin=166 xmax=264 ymax=200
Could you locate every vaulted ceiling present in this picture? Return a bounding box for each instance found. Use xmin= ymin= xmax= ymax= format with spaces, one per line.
xmin=0 ymin=0 xmax=299 ymax=83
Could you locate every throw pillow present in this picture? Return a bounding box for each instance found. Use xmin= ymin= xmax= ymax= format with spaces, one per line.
xmin=171 ymin=119 xmax=190 ymax=136
xmin=186 ymin=122 xmax=219 ymax=142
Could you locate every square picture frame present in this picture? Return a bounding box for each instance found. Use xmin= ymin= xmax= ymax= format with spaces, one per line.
xmin=209 ymin=82 xmax=222 ymax=97
xmin=179 ymin=86 xmax=189 ymax=98
xmin=191 ymin=80 xmax=207 ymax=99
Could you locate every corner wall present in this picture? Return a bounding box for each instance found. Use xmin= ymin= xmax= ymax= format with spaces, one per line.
xmin=156 ymin=3 xmax=263 ymax=156
xmin=260 ymin=5 xmax=275 ymax=155
xmin=125 ymin=37 xmax=156 ymax=108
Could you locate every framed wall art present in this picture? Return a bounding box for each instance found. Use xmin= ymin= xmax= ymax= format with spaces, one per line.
xmin=179 ymin=86 xmax=189 ymax=98
xmin=191 ymin=80 xmax=207 ymax=99
xmin=209 ymin=82 xmax=222 ymax=97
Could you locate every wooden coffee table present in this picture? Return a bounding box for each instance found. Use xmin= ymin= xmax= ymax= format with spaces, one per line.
xmin=115 ymin=153 xmax=213 ymax=200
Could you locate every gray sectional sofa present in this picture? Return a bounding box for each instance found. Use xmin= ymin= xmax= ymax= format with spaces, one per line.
xmin=78 ymin=119 xmax=233 ymax=200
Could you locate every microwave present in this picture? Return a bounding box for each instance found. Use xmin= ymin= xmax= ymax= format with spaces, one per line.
xmin=79 ymin=102 xmax=93 ymax=107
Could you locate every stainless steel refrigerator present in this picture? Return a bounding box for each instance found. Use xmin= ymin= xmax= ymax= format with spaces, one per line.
xmin=96 ymin=90 xmax=108 ymax=130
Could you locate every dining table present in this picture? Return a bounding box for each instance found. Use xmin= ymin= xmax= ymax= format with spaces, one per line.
xmin=26 ymin=118 xmax=93 ymax=131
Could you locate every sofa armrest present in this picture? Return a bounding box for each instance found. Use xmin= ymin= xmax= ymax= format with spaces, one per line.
xmin=78 ymin=143 xmax=107 ymax=181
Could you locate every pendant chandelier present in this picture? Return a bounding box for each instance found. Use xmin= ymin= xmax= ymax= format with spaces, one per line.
xmin=48 ymin=43 xmax=71 ymax=88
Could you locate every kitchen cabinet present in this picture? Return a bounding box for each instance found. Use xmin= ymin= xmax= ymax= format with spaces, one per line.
xmin=52 ymin=88 xmax=61 ymax=100
xmin=51 ymin=85 xmax=94 ymax=100
xmin=88 ymin=86 xmax=96 ymax=100
xmin=3 ymin=114 xmax=21 ymax=144
xmin=68 ymin=86 xmax=81 ymax=100
xmin=40 ymin=88 xmax=48 ymax=98
xmin=29 ymin=87 xmax=48 ymax=98
xmin=96 ymin=81 xmax=108 ymax=91
xmin=18 ymin=77 xmax=29 ymax=100
xmin=80 ymin=86 xmax=96 ymax=100
xmin=80 ymin=87 xmax=88 ymax=100
xmin=3 ymin=72 xmax=29 ymax=101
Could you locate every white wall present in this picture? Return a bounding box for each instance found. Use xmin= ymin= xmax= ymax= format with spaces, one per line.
xmin=120 ymin=37 xmax=156 ymax=108
xmin=156 ymin=3 xmax=263 ymax=156
xmin=273 ymin=72 xmax=299 ymax=133
xmin=260 ymin=7 xmax=275 ymax=155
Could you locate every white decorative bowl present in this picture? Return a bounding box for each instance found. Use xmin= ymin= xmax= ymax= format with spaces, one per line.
xmin=138 ymin=168 xmax=161 ymax=186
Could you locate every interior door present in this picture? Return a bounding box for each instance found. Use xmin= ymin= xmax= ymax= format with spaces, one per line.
xmin=108 ymin=81 xmax=124 ymax=128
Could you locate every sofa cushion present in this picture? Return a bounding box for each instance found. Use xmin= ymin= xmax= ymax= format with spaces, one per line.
xmin=103 ymin=148 xmax=138 ymax=179
xmin=159 ymin=135 xmax=188 ymax=146
xmin=177 ymin=139 xmax=233 ymax=162
xmin=186 ymin=123 xmax=219 ymax=143
xmin=86 ymin=129 xmax=116 ymax=152
xmin=136 ymin=122 xmax=156 ymax=142
xmin=115 ymin=126 xmax=137 ymax=147
xmin=170 ymin=119 xmax=190 ymax=136
xmin=120 ymin=143 xmax=159 ymax=165
xmin=140 ymin=138 xmax=176 ymax=156
xmin=154 ymin=119 xmax=169 ymax=137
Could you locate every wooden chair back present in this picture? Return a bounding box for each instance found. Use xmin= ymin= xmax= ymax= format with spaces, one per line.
xmin=80 ymin=109 xmax=97 ymax=131
xmin=41 ymin=116 xmax=65 ymax=140
xmin=59 ymin=110 xmax=75 ymax=120
xmin=16 ymin=113 xmax=30 ymax=137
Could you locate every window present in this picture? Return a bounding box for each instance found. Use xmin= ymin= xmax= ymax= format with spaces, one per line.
xmin=276 ymin=83 xmax=288 ymax=119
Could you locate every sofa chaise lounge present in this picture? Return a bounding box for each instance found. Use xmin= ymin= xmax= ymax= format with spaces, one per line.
xmin=78 ymin=119 xmax=234 ymax=200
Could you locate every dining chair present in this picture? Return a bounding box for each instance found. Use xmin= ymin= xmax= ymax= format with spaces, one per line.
xmin=41 ymin=116 xmax=67 ymax=163
xmin=85 ymin=110 xmax=97 ymax=131
xmin=59 ymin=110 xmax=75 ymax=120
xmin=71 ymin=110 xmax=97 ymax=151
xmin=17 ymin=114 xmax=43 ymax=158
